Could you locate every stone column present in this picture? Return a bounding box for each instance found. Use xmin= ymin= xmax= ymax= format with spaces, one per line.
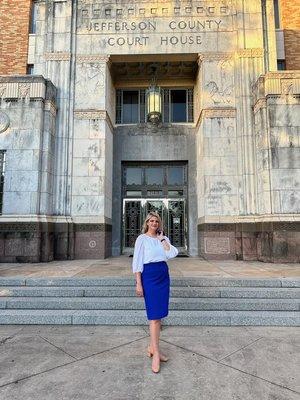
xmin=72 ymin=55 xmax=113 ymax=259
xmin=236 ymin=49 xmax=265 ymax=215
xmin=196 ymin=53 xmax=238 ymax=259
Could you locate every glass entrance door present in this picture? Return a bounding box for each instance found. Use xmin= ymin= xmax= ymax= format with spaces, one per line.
xmin=123 ymin=199 xmax=186 ymax=254
xmin=122 ymin=162 xmax=188 ymax=254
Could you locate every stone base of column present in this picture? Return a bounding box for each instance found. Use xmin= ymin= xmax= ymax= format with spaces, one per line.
xmin=0 ymin=222 xmax=112 ymax=262
xmin=72 ymin=223 xmax=112 ymax=259
xmin=198 ymin=222 xmax=300 ymax=263
xmin=0 ymin=222 xmax=54 ymax=263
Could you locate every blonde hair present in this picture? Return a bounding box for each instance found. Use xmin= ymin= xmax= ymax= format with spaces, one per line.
xmin=142 ymin=212 xmax=163 ymax=233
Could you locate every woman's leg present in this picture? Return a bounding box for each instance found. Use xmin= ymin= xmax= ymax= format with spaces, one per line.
xmin=149 ymin=319 xmax=161 ymax=353
xmin=149 ymin=319 xmax=161 ymax=372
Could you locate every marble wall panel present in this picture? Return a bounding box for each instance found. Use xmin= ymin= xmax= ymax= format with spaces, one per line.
xmin=3 ymin=192 xmax=31 ymax=214
xmin=222 ymin=194 xmax=238 ymax=215
xmin=205 ymin=194 xmax=223 ymax=215
xmin=72 ymin=176 xmax=102 ymax=196
xmin=5 ymin=150 xmax=34 ymax=171
xmin=208 ymin=136 xmax=237 ymax=157
xmin=220 ymin=156 xmax=238 ymax=175
xmin=75 ymin=62 xmax=106 ymax=109
xmin=271 ymin=169 xmax=300 ymax=190
xmin=73 ymin=138 xmax=103 ymax=158
xmin=10 ymin=171 xmax=39 ymax=192
xmin=88 ymin=158 xmax=105 ymax=177
xmin=12 ymin=129 xmax=41 ymax=150
xmin=269 ymin=104 xmax=300 ymax=127
xmin=53 ymin=33 xmax=69 ymax=52
xmin=273 ymin=147 xmax=300 ymax=169
xmin=72 ymin=195 xmax=104 ymax=216
xmin=280 ymin=191 xmax=300 ymax=213
xmin=270 ymin=127 xmax=300 ymax=148
xmin=203 ymin=157 xmax=221 ymax=175
xmin=89 ymin=119 xmax=106 ymax=139
xmin=208 ymin=175 xmax=237 ymax=195
xmin=73 ymin=119 xmax=90 ymax=139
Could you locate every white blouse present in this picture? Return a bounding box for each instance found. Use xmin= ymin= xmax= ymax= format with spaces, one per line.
xmin=132 ymin=234 xmax=179 ymax=273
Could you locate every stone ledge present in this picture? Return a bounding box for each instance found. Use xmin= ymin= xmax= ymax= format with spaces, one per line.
xmin=0 ymin=76 xmax=56 ymax=101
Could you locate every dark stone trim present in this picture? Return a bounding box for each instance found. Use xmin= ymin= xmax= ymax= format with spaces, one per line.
xmin=74 ymin=223 xmax=112 ymax=232
xmin=198 ymin=222 xmax=300 ymax=232
xmin=198 ymin=223 xmax=235 ymax=232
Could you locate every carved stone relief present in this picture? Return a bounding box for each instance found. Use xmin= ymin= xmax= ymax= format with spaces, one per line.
xmin=0 ymin=84 xmax=6 ymax=98
xmin=0 ymin=112 xmax=10 ymax=133
xmin=18 ymin=83 xmax=31 ymax=99
xmin=203 ymin=58 xmax=234 ymax=106
xmin=281 ymin=79 xmax=293 ymax=96
xmin=75 ymin=62 xmax=106 ymax=108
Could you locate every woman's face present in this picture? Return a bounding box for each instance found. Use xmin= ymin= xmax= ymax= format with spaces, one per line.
xmin=147 ymin=217 xmax=159 ymax=233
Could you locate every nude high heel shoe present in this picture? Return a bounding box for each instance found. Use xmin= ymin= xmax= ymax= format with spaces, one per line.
xmin=151 ymin=353 xmax=160 ymax=374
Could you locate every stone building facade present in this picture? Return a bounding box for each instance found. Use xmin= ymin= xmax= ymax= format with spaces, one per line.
xmin=0 ymin=0 xmax=299 ymax=262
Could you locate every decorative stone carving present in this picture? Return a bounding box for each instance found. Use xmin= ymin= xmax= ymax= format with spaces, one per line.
xmin=267 ymin=72 xmax=300 ymax=79
xmin=198 ymin=52 xmax=232 ymax=63
xmin=253 ymin=98 xmax=267 ymax=114
xmin=198 ymin=108 xmax=236 ymax=125
xmin=74 ymin=109 xmax=114 ymax=130
xmin=253 ymin=72 xmax=300 ymax=100
xmin=74 ymin=110 xmax=107 ymax=120
xmin=18 ymin=83 xmax=31 ymax=99
xmin=237 ymin=48 xmax=264 ymax=58
xmin=77 ymin=55 xmax=110 ymax=63
xmin=204 ymin=81 xmax=233 ymax=104
xmin=0 ymin=84 xmax=6 ymax=98
xmin=281 ymin=79 xmax=293 ymax=95
xmin=204 ymin=237 xmax=230 ymax=254
xmin=0 ymin=112 xmax=10 ymax=133
xmin=45 ymin=101 xmax=57 ymax=116
xmin=76 ymin=62 xmax=105 ymax=88
xmin=44 ymin=52 xmax=71 ymax=61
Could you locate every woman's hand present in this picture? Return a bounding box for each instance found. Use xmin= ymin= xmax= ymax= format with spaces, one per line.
xmin=156 ymin=230 xmax=164 ymax=241
xmin=136 ymin=282 xmax=144 ymax=297
xmin=157 ymin=231 xmax=171 ymax=251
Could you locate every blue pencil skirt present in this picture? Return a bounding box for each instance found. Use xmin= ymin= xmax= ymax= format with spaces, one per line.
xmin=141 ymin=261 xmax=170 ymax=320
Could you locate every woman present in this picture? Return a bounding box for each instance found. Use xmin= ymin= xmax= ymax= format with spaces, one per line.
xmin=132 ymin=211 xmax=178 ymax=373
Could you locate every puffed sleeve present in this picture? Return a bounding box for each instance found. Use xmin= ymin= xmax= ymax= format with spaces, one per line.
xmin=164 ymin=236 xmax=179 ymax=259
xmin=132 ymin=235 xmax=144 ymax=273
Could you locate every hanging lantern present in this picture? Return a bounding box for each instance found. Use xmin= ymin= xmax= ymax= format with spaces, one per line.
xmin=146 ymin=85 xmax=162 ymax=124
xmin=146 ymin=64 xmax=162 ymax=124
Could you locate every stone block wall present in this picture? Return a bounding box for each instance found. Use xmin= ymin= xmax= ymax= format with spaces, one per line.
xmin=254 ymin=72 xmax=300 ymax=215
xmin=0 ymin=76 xmax=57 ymax=262
xmin=280 ymin=0 xmax=300 ymax=70
xmin=0 ymin=0 xmax=31 ymax=75
xmin=253 ymin=71 xmax=300 ymax=262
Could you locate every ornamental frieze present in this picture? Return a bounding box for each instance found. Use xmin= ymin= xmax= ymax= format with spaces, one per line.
xmin=237 ymin=48 xmax=264 ymax=58
xmin=44 ymin=52 xmax=71 ymax=61
xmin=201 ymin=108 xmax=236 ymax=118
xmin=76 ymin=55 xmax=110 ymax=63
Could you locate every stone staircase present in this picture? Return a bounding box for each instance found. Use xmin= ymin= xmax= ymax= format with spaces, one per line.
xmin=0 ymin=277 xmax=299 ymax=326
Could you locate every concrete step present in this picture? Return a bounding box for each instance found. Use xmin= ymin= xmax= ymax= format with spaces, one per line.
xmin=0 ymin=309 xmax=299 ymax=326
xmin=0 ymin=277 xmax=299 ymax=287
xmin=0 ymin=297 xmax=298 ymax=311
xmin=1 ymin=286 xmax=299 ymax=298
